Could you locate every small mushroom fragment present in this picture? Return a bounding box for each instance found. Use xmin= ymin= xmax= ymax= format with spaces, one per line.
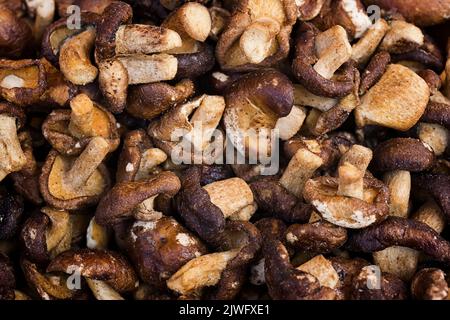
xmin=346 ymin=216 xmax=450 ymax=264
xmin=42 ymin=94 xmax=120 ymax=156
xmin=411 ymin=268 xmax=449 ymax=300
xmin=39 ymin=137 xmax=112 ymax=210
xmin=47 ymin=249 xmax=139 ymax=295
xmin=355 ymin=64 xmax=430 ymax=131
xmin=0 ymin=3 xmax=32 ymax=59
xmin=412 ymin=174 xmax=450 ymax=220
xmin=0 ymin=102 xmax=26 ymax=182
xmin=0 ymin=189 xmax=24 ymax=240
xmin=223 ymin=69 xmax=293 ymax=159
xmin=127 ymin=79 xmax=195 ymax=120
xmin=0 ymin=254 xmax=15 ymax=300
xmin=56 ymin=0 xmax=113 ymax=17
xmin=292 ymin=22 xmax=356 ymax=98
xmin=167 ymin=221 xmax=261 ymax=299
xmin=176 ymin=168 xmax=257 ymax=244
xmin=25 ymin=0 xmax=56 ymax=42
xmin=149 ymin=94 xmax=226 ymax=162
xmin=304 ymin=175 xmax=389 ymax=229
xmin=263 ymin=240 xmax=337 ymax=300
xmin=329 ymin=256 xmax=370 ymax=299
xmin=216 ymin=0 xmax=297 ymax=71
xmin=95 ymin=171 xmax=181 ymax=225
xmin=116 ymin=129 xmax=167 ymax=183
xmin=379 ymin=20 xmax=424 ymax=54
xmin=0 ymin=59 xmax=47 ymax=106
xmin=350 ymin=265 xmax=408 ymax=300
xmin=21 ymin=207 xmax=72 ymax=265
xmin=86 ymin=217 xmax=110 ymax=250
xmin=295 ymin=0 xmax=324 ymax=21
xmin=129 ymin=216 xmax=207 ymax=289
xmin=417 ymin=123 xmax=449 ymax=157
xmin=96 ymin=1 xmax=181 ymax=113
xmin=297 ymin=255 xmax=340 ymax=290
xmin=209 ymin=4 xmax=230 ymax=40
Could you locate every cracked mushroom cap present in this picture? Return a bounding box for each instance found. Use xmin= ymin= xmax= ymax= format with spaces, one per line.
xmin=39 ymin=140 xmax=112 ymax=211
xmin=95 ymin=171 xmax=181 ymax=226
xmin=42 ymin=95 xmax=120 ymax=156
xmin=223 ymin=69 xmax=293 ymax=157
xmin=0 ymin=189 xmax=24 ymax=240
xmin=129 ymin=216 xmax=207 ymax=289
xmin=292 ymin=22 xmax=357 ymax=98
xmin=41 ymin=12 xmax=99 ymax=67
xmin=127 ymin=79 xmax=195 ymax=120
xmin=303 ymin=176 xmax=390 ymax=229
xmin=263 ymin=240 xmax=337 ymax=300
xmin=0 ymin=59 xmax=47 ymax=107
xmin=363 ymin=0 xmax=450 ymax=26
xmin=0 ymin=253 xmax=15 ymax=300
xmin=47 ymin=249 xmax=138 ymax=293
xmin=346 ymin=216 xmax=450 ymax=264
xmin=216 ymin=0 xmax=297 ymax=72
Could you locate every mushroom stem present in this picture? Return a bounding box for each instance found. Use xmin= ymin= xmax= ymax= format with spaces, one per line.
xmin=134 ymin=148 xmax=167 ymax=181
xmin=239 ymin=19 xmax=280 ymax=64
xmin=117 ymin=54 xmax=178 ymax=84
xmin=0 ymin=114 xmax=26 ymax=181
xmin=133 ymin=195 xmax=162 ymax=221
xmin=64 ymin=137 xmax=110 ymax=190
xmin=69 ymin=94 xmax=95 ymax=136
xmin=86 ymin=279 xmax=124 ymax=300
xmin=280 ymin=148 xmax=323 ymax=198
xmin=30 ymin=0 xmax=55 ymax=41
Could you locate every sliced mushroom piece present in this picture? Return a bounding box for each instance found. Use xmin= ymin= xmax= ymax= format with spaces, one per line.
xmin=379 ymin=20 xmax=424 ymax=54
xmin=297 ymin=255 xmax=340 ymax=289
xmin=39 ymin=137 xmax=112 ymax=210
xmin=85 ymin=278 xmax=124 ymax=300
xmin=352 ymin=18 xmax=390 ymax=66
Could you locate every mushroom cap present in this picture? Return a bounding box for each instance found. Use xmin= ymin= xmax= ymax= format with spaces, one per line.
xmin=0 ymin=189 xmax=24 ymax=240
xmin=0 ymin=4 xmax=32 ymax=59
xmin=174 ymin=43 xmax=215 ymax=80
xmin=0 ymin=59 xmax=47 ymax=107
xmin=41 ymin=12 xmax=99 ymax=67
xmin=95 ymin=1 xmax=133 ymax=60
xmin=216 ymin=0 xmax=297 ymax=72
xmin=42 ymin=104 xmax=120 ymax=156
xmin=39 ymin=149 xmax=111 ymax=210
xmin=303 ymin=176 xmax=389 ymax=229
xmin=47 ymin=249 xmax=138 ymax=292
xmin=129 ymin=216 xmax=207 ymax=289
xmin=20 ymin=211 xmax=50 ymax=265
xmin=0 ymin=253 xmax=15 ymax=300
xmin=0 ymin=102 xmax=26 ymax=128
xmin=95 ymin=171 xmax=181 ymax=226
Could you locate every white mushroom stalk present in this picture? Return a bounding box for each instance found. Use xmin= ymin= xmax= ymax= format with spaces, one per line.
xmin=26 ymin=0 xmax=56 ymax=41
xmin=86 ymin=278 xmax=124 ymax=301
xmin=0 ymin=114 xmax=26 ymax=181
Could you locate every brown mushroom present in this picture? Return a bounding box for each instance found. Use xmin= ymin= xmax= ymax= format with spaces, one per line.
xmin=0 ymin=3 xmax=32 ymax=59
xmin=25 ymin=0 xmax=56 ymax=42
xmin=411 ymin=268 xmax=449 ymax=300
xmin=0 ymin=253 xmax=15 ymax=300
xmin=412 ymin=173 xmax=450 ymax=220
xmin=39 ymin=137 xmax=112 ymax=210
xmin=95 ymin=171 xmax=181 ymax=225
xmin=0 ymin=189 xmax=24 ymax=241
xmin=216 ymin=0 xmax=297 ymax=71
xmin=42 ymin=94 xmax=120 ymax=156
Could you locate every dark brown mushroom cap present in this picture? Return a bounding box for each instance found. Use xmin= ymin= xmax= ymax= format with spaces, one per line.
xmin=360 ymin=51 xmax=391 ymax=95
xmin=197 ymin=165 xmax=234 ymax=186
xmin=420 ymin=101 xmax=450 ymax=129
xmin=126 ymin=79 xmax=195 ymax=120
xmin=372 ymin=138 xmax=435 ymax=172
xmin=254 ymin=218 xmax=287 ymax=243
xmin=0 ymin=4 xmax=32 ymax=59
xmin=175 ymin=168 xmax=225 ymax=244
xmin=417 ymin=69 xmax=442 ymax=92
xmin=129 ymin=216 xmax=207 ymax=289
xmin=225 ymin=69 xmax=294 ymax=118
xmin=284 ymin=221 xmax=347 ymax=254
xmin=412 ymin=173 xmax=450 ymax=220
xmin=175 ymin=43 xmax=215 ymax=80
xmin=0 ymin=101 xmax=25 ymax=128
xmin=0 ymin=189 xmax=23 ymax=240
xmin=42 ymin=106 xmax=120 ymax=156
xmin=346 ymin=216 xmax=450 ymax=264
xmin=391 ymin=49 xmax=444 ymax=72
xmin=95 ymin=1 xmax=133 ymax=61
xmin=216 ymin=0 xmax=297 ymax=72
xmin=0 ymin=59 xmax=47 ymax=107
xmin=95 ymin=171 xmax=181 ymax=226
xmin=263 ymin=240 xmax=337 ymax=300
xmin=411 ymin=268 xmax=449 ymax=300
xmin=292 ymin=22 xmax=356 ymax=98
xmin=350 ymin=267 xmax=408 ymax=300
xmin=47 ymin=249 xmax=138 ymax=292
xmin=207 ymin=221 xmax=262 ymax=300
xmin=329 ymin=257 xmax=370 ymax=299
xmin=39 ymin=149 xmax=111 ymax=210
xmin=41 ymin=12 xmax=100 ymax=67
xmin=250 ymin=178 xmax=313 ymax=223
xmin=116 ymin=129 xmax=153 ymax=183
xmin=303 ymin=176 xmax=390 ymax=229
xmin=20 ymin=211 xmax=50 ymax=265
xmin=0 ymin=253 xmax=15 ymax=300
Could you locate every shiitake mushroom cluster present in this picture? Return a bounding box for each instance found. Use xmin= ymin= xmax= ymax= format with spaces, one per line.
xmin=1 ymin=0 xmax=450 ymax=300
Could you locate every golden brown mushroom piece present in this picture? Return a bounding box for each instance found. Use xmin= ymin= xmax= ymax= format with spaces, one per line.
xmin=42 ymin=93 xmax=120 ymax=156
xmin=216 ymin=0 xmax=297 ymax=71
xmin=39 ymin=137 xmax=111 ymax=210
